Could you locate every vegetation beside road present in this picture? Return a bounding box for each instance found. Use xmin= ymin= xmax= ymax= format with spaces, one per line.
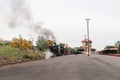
xmin=0 ymin=36 xmax=48 ymax=66
xmin=0 ymin=45 xmax=45 ymax=66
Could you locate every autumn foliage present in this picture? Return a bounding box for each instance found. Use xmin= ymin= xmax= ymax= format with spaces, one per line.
xmin=47 ymin=40 xmax=54 ymax=47
xmin=11 ymin=36 xmax=32 ymax=50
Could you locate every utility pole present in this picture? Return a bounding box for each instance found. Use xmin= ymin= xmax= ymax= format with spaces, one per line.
xmin=85 ymin=19 xmax=90 ymax=56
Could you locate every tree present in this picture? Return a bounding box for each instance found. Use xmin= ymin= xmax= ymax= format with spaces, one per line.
xmin=36 ymin=36 xmax=48 ymax=51
xmin=47 ymin=40 xmax=54 ymax=47
xmin=0 ymin=38 xmax=10 ymax=46
xmin=11 ymin=36 xmax=32 ymax=50
xmin=59 ymin=43 xmax=65 ymax=47
xmin=115 ymin=41 xmax=120 ymax=54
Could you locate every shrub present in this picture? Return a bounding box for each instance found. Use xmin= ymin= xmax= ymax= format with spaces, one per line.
xmin=11 ymin=36 xmax=32 ymax=50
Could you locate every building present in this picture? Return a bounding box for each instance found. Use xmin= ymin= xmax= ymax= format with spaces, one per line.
xmin=81 ymin=38 xmax=92 ymax=55
xmin=100 ymin=47 xmax=118 ymax=54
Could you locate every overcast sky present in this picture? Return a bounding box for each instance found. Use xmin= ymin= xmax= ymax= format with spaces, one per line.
xmin=0 ymin=0 xmax=120 ymax=50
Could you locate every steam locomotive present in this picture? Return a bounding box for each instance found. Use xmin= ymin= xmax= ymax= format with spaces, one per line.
xmin=49 ymin=43 xmax=67 ymax=57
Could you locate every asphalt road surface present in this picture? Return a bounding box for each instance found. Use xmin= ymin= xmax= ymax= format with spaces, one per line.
xmin=0 ymin=54 xmax=120 ymax=80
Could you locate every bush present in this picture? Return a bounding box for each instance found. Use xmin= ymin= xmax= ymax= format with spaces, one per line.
xmin=0 ymin=45 xmax=45 ymax=63
xmin=11 ymin=36 xmax=32 ymax=50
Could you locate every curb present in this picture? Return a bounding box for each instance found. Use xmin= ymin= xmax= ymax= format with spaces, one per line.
xmin=0 ymin=58 xmax=45 ymax=67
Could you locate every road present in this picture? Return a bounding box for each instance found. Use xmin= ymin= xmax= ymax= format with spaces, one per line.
xmin=0 ymin=54 xmax=120 ymax=80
